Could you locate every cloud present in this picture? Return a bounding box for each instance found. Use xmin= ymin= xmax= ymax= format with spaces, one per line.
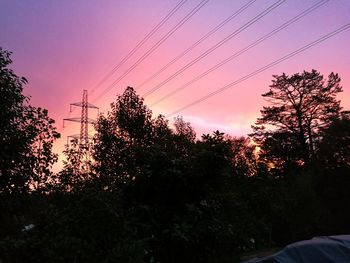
xmin=181 ymin=114 xmax=252 ymax=136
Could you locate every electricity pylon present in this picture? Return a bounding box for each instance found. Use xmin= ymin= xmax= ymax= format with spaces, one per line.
xmin=64 ymin=89 xmax=99 ymax=149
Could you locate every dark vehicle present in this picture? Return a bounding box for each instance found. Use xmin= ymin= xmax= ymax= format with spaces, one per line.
xmin=242 ymin=235 xmax=350 ymax=263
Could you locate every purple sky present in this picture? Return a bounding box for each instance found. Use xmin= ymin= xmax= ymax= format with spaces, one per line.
xmin=1 ymin=0 xmax=350 ymax=168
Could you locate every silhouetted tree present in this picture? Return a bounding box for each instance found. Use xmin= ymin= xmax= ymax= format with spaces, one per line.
xmin=93 ymin=86 xmax=174 ymax=188
xmin=317 ymin=111 xmax=350 ymax=168
xmin=92 ymin=87 xmax=271 ymax=262
xmin=0 ymin=48 xmax=59 ymax=194
xmin=251 ymin=69 xmax=343 ymax=171
xmin=56 ymin=139 xmax=93 ymax=191
xmin=174 ymin=116 xmax=196 ymax=141
xmin=229 ymin=136 xmax=260 ymax=177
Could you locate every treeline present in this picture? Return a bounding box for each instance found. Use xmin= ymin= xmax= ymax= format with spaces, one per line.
xmin=1 ymin=48 xmax=350 ymax=262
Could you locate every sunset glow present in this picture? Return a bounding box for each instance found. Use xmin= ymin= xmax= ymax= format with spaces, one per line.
xmin=2 ymin=0 xmax=349 ymax=170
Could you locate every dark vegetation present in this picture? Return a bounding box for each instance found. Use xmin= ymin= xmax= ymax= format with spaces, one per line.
xmin=1 ymin=48 xmax=350 ymax=262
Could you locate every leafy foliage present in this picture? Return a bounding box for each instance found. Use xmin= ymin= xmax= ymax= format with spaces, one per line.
xmin=56 ymin=139 xmax=93 ymax=192
xmin=251 ymin=70 xmax=342 ymax=170
xmin=317 ymin=112 xmax=350 ymax=168
xmin=0 ymin=48 xmax=59 ymax=194
xmin=1 ymin=56 xmax=349 ymax=263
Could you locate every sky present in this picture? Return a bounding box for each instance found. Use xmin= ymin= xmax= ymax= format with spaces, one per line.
xmin=1 ymin=0 xmax=350 ymax=169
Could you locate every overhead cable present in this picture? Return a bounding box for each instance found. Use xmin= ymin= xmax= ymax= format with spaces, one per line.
xmin=137 ymin=0 xmax=257 ymax=89
xmin=92 ymin=0 xmax=209 ymax=103
xmin=151 ymin=0 xmax=329 ymax=106
xmin=89 ymin=0 xmax=188 ymax=95
xmin=142 ymin=0 xmax=287 ymax=97
xmin=166 ymin=22 xmax=350 ymax=117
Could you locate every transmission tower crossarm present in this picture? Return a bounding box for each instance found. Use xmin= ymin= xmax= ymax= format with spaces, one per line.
xmin=64 ymin=89 xmax=99 ymax=150
xmin=70 ymin=102 xmax=99 ymax=109
xmin=63 ymin=117 xmax=97 ymax=124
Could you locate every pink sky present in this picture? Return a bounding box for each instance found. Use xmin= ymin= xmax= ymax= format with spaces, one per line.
xmin=1 ymin=0 xmax=350 ymax=169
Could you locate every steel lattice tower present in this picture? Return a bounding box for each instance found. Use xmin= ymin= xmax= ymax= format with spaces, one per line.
xmin=64 ymin=90 xmax=98 ymax=149
xmin=80 ymin=90 xmax=89 ymax=148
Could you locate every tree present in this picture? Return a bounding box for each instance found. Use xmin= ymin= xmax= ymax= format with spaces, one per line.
xmin=93 ymin=86 xmax=173 ymax=188
xmin=317 ymin=111 xmax=350 ymax=168
xmin=229 ymin=136 xmax=259 ymax=177
xmin=93 ymin=87 xmax=262 ymax=261
xmin=0 ymin=48 xmax=60 ymax=194
xmin=173 ymin=116 xmax=196 ymax=142
xmin=56 ymin=139 xmax=93 ymax=192
xmin=251 ymin=69 xmax=343 ymax=169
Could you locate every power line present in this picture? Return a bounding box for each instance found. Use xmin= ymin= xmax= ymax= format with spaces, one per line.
xmin=89 ymin=0 xmax=188 ymax=96
xmin=142 ymin=0 xmax=287 ymax=98
xmin=151 ymin=0 xmax=329 ymax=107
xmin=91 ymin=0 xmax=209 ymax=104
xmin=166 ymin=22 xmax=350 ymax=117
xmin=136 ymin=0 xmax=257 ymax=89
xmin=60 ymin=1 xmax=188 ymax=131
